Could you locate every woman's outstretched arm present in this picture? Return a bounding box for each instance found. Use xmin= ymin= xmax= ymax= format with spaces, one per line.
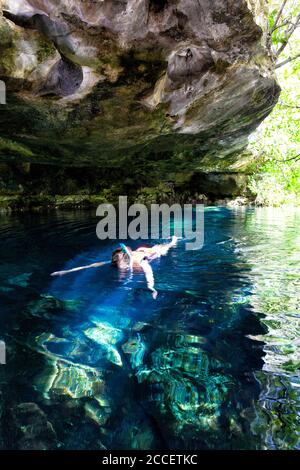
xmin=51 ymin=261 xmax=109 ymax=276
xmin=139 ymin=258 xmax=158 ymax=299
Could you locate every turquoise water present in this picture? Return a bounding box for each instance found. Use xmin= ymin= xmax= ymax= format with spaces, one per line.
xmin=0 ymin=207 xmax=299 ymax=449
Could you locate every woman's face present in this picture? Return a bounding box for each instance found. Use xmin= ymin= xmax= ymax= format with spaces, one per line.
xmin=112 ymin=249 xmax=131 ymax=269
xmin=118 ymin=253 xmax=131 ymax=270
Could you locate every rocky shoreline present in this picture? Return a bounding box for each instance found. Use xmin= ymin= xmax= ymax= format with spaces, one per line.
xmin=0 ymin=194 xmax=255 ymax=214
xmin=0 ymin=161 xmax=253 ymax=212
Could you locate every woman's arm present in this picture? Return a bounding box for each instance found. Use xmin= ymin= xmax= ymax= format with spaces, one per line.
xmin=51 ymin=261 xmax=109 ymax=277
xmin=139 ymin=258 xmax=158 ymax=299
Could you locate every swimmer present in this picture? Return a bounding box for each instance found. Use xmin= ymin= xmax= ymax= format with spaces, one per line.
xmin=51 ymin=236 xmax=178 ymax=299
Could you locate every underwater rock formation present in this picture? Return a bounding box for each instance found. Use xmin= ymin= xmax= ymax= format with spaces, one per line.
xmin=5 ymin=402 xmax=57 ymax=450
xmin=0 ymin=0 xmax=279 ymax=175
xmin=84 ymin=321 xmax=123 ymax=367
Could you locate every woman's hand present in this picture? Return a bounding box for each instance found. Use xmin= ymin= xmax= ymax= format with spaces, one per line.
xmin=151 ymin=288 xmax=158 ymax=300
xmin=51 ymin=270 xmax=68 ymax=276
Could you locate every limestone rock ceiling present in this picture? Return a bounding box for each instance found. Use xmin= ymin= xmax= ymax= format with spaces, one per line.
xmin=0 ymin=0 xmax=280 ymax=171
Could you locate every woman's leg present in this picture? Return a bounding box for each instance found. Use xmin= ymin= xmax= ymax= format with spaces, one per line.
xmin=151 ymin=236 xmax=178 ymax=257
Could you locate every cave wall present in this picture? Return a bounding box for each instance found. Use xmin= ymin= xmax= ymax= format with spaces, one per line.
xmin=0 ymin=1 xmax=279 ymax=198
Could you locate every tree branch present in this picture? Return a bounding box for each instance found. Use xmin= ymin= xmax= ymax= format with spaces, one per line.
xmin=272 ymin=0 xmax=289 ymax=32
xmin=271 ymin=20 xmax=291 ymax=33
xmin=278 ymin=101 xmax=300 ymax=108
xmin=276 ymin=153 xmax=300 ymax=163
xmin=276 ymin=12 xmax=300 ymax=56
xmin=275 ymin=52 xmax=300 ymax=68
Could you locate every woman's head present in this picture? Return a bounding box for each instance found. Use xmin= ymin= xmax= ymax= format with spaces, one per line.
xmin=111 ymin=246 xmax=132 ymax=269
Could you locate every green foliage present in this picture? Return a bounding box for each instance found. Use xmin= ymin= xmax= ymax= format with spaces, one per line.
xmin=268 ymin=0 xmax=300 ymax=55
xmin=248 ymin=1 xmax=300 ymax=206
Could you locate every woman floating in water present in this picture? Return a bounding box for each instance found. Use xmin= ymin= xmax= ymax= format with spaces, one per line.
xmin=51 ymin=236 xmax=178 ymax=299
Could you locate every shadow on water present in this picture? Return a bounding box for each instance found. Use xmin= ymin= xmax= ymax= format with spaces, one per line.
xmin=0 ymin=208 xmax=299 ymax=449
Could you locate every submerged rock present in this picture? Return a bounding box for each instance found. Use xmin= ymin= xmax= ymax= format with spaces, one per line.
xmin=5 ymin=402 xmax=57 ymax=450
xmin=84 ymin=321 xmax=123 ymax=367
xmin=27 ymin=294 xmax=82 ymax=318
xmin=46 ymin=362 xmax=103 ymax=399
xmin=0 ymin=1 xmax=279 ymax=175
xmin=84 ymin=400 xmax=110 ymax=427
xmin=122 ymin=333 xmax=147 ymax=369
xmin=136 ymin=341 xmax=241 ymax=448
xmin=7 ymin=272 xmax=32 ymax=287
xmin=34 ymin=329 xmax=111 ymax=367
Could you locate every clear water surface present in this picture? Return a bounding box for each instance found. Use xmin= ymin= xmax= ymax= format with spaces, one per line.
xmin=0 ymin=207 xmax=299 ymax=450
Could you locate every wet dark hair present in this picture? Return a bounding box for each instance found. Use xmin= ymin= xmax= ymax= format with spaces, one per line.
xmin=111 ymin=247 xmax=132 ymax=268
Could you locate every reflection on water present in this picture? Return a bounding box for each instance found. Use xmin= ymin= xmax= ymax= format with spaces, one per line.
xmin=0 ymin=208 xmax=299 ymax=449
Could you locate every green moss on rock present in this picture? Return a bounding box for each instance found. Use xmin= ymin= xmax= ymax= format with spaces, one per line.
xmin=36 ymin=36 xmax=57 ymax=63
xmin=0 ymin=137 xmax=34 ymax=158
xmin=0 ymin=18 xmax=18 ymax=75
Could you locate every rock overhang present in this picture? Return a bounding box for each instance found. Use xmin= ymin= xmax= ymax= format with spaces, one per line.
xmin=0 ymin=0 xmax=280 ymax=174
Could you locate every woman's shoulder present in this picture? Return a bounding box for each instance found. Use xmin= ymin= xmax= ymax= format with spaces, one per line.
xmin=136 ymin=245 xmax=152 ymax=252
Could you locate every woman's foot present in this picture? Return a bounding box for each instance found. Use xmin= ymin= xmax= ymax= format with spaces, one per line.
xmin=171 ymin=235 xmax=178 ymax=245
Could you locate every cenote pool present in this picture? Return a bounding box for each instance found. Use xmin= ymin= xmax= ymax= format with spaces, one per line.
xmin=0 ymin=207 xmax=299 ymax=450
